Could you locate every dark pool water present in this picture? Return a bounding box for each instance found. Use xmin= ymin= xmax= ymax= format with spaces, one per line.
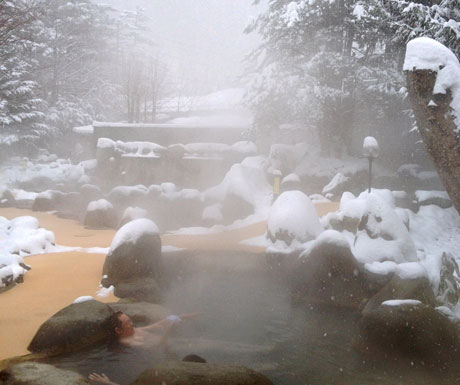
xmin=48 ymin=252 xmax=460 ymax=385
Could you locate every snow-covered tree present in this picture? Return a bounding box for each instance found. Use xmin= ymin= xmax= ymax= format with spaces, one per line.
xmin=35 ymin=0 xmax=117 ymax=129
xmin=0 ymin=0 xmax=47 ymax=151
xmin=116 ymin=7 xmax=169 ymax=122
xmin=245 ymin=0 xmax=460 ymax=160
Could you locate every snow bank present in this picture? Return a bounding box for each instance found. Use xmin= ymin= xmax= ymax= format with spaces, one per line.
xmin=0 ymin=157 xmax=85 ymax=193
xmin=404 ymin=37 xmax=460 ymax=133
xmin=109 ymin=218 xmax=159 ymax=252
xmin=0 ymin=216 xmax=56 ymax=288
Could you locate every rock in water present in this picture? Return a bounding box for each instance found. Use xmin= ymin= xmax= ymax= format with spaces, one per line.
xmin=102 ymin=218 xmax=162 ymax=287
xmin=130 ymin=362 xmax=274 ymax=385
xmin=359 ymin=301 xmax=460 ymax=366
xmin=28 ymin=300 xmax=114 ymax=355
xmin=0 ymin=362 xmax=90 ymax=385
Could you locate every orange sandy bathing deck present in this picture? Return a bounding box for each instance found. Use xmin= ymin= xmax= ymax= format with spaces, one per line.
xmin=0 ymin=201 xmax=339 ymax=360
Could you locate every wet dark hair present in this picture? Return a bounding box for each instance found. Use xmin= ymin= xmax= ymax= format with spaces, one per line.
xmin=182 ymin=354 xmax=207 ymax=363
xmin=104 ymin=311 xmax=124 ymax=339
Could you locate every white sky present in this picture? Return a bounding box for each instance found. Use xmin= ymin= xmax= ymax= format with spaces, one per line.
xmin=101 ymin=0 xmax=262 ymax=94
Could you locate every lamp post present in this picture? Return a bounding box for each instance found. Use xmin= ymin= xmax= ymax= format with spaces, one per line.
xmin=362 ymin=136 xmax=379 ymax=193
xmin=273 ymin=169 xmax=282 ymax=201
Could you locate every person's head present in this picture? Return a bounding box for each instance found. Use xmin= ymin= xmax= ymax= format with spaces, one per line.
xmin=182 ymin=354 xmax=207 ymax=363
xmin=107 ymin=311 xmax=135 ymax=338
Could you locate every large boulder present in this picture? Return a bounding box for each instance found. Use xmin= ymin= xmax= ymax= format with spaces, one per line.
xmin=415 ymin=190 xmax=452 ymax=209
xmin=268 ymin=191 xmax=322 ymax=245
xmin=267 ymin=191 xmax=323 ymax=262
xmin=0 ymin=362 xmax=90 ymax=385
xmin=130 ymin=362 xmax=274 ymax=385
xmin=28 ymin=300 xmax=114 ymax=355
xmin=118 ymin=207 xmax=148 ymax=229
xmin=362 ymin=275 xmax=436 ymax=315
xmin=324 ymin=190 xmax=418 ymax=265
xmin=113 ymin=277 xmax=161 ymax=303
xmin=107 ymin=185 xmax=148 ymax=210
xmin=359 ymin=301 xmax=460 ymax=365
xmin=32 ymin=190 xmax=66 ymax=212
xmin=290 ymin=230 xmax=380 ymax=309
xmin=102 ymin=218 xmax=162 ymax=287
xmin=84 ymin=199 xmax=118 ymax=229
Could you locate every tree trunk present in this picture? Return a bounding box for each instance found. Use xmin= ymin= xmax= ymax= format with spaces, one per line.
xmin=406 ymin=69 xmax=460 ymax=213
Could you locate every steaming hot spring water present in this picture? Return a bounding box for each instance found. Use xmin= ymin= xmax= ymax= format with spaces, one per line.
xmin=45 ymin=251 xmax=453 ymax=385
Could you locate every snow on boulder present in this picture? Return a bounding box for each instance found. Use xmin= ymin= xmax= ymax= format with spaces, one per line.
xmin=290 ymin=229 xmax=376 ymax=309
xmin=415 ymin=190 xmax=452 ymax=209
xmin=0 ymin=216 xmax=55 ymax=290
xmin=107 ymin=185 xmax=148 ymax=208
xmin=267 ymin=191 xmax=323 ymax=254
xmin=73 ymin=296 xmax=94 ymax=304
xmin=281 ymin=172 xmax=301 ymax=192
xmin=202 ymin=203 xmax=223 ymax=226
xmin=323 ymin=190 xmax=417 ymax=266
xmin=32 ymin=190 xmax=66 ymax=212
xmin=161 ymin=182 xmax=176 ymax=194
xmin=84 ymin=199 xmax=117 ymax=229
xmin=322 ymin=172 xmax=350 ymax=196
xmin=102 ymin=218 xmax=162 ymax=291
xmin=205 ymin=156 xmax=272 ymax=223
xmin=269 ymin=143 xmax=307 ymax=176
xmin=119 ymin=206 xmax=148 ymax=228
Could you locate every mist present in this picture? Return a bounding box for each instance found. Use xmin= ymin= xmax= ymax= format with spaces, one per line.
xmin=101 ymin=0 xmax=261 ymax=93
xmin=1 ymin=1 xmax=460 ymax=385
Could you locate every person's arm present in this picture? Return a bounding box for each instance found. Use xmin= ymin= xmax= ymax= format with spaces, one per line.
xmin=139 ymin=312 xmax=200 ymax=332
xmin=88 ymin=373 xmax=119 ymax=385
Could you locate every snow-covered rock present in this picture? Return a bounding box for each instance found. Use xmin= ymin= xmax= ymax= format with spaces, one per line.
xmin=205 ymin=156 xmax=272 ymax=223
xmin=322 ymin=172 xmax=350 ymax=196
xmin=267 ymin=190 xmax=323 ymax=255
xmin=84 ymin=199 xmax=117 ymax=229
xmin=323 ymin=190 xmax=417 ymax=265
xmin=415 ymin=190 xmax=452 ymax=209
xmin=102 ymin=219 xmax=162 ymax=298
xmin=202 ymin=203 xmax=223 ymax=225
xmin=119 ymin=207 xmax=148 ymax=228
xmin=0 ymin=216 xmax=56 ymax=290
xmin=290 ymin=229 xmax=376 ymax=309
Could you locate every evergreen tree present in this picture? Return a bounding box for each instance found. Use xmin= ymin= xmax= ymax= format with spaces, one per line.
xmin=0 ymin=0 xmax=47 ymax=149
xmin=245 ymin=0 xmax=460 ymax=161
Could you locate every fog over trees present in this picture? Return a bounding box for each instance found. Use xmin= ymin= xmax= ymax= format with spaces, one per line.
xmin=244 ymin=0 xmax=460 ymax=163
xmin=1 ymin=0 xmax=460 ymax=165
